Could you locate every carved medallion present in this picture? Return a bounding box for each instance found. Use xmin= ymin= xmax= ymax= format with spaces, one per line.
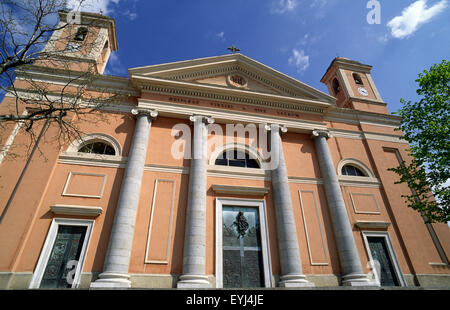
xmin=227 ymin=74 xmax=248 ymax=89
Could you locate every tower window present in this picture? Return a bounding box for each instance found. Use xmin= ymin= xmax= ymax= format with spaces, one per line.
xmin=332 ymin=78 xmax=341 ymax=94
xmin=353 ymin=73 xmax=364 ymax=85
xmin=341 ymin=165 xmax=366 ymax=177
xmin=73 ymin=27 xmax=88 ymax=42
xmin=78 ymin=141 xmax=115 ymax=155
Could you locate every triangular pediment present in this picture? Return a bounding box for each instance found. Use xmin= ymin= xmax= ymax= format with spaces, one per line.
xmin=129 ymin=54 xmax=335 ymax=104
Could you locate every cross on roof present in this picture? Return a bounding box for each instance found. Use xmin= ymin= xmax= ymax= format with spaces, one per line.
xmin=227 ymin=45 xmax=240 ymax=54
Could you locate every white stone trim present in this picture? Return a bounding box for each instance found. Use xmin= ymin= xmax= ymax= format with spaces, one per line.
xmin=363 ymin=132 xmax=407 ymax=144
xmin=62 ymin=171 xmax=107 ymax=199
xmin=50 ymin=205 xmax=103 ymax=217
xmin=361 ymin=231 xmax=406 ymax=287
xmin=144 ymin=164 xmax=189 ymax=174
xmin=29 ymin=218 xmax=94 ymax=288
xmin=129 ymin=53 xmax=335 ymax=103
xmin=66 ymin=133 xmax=122 ymax=156
xmin=338 ymin=68 xmax=354 ymax=98
xmin=215 ymin=197 xmax=273 ymax=288
xmin=338 ymin=177 xmax=381 ymax=188
xmin=355 ymin=221 xmax=391 ymax=229
xmin=350 ymin=193 xmax=381 ymax=215
xmin=211 ymin=184 xmax=269 ymax=196
xmin=145 ymin=179 xmax=176 ymax=264
xmin=207 ymin=165 xmax=269 ymax=181
xmin=337 ymin=158 xmax=375 ymax=178
xmin=0 ymin=115 xmax=25 ymax=164
xmin=329 ymin=129 xmax=408 ymax=144
xmin=298 ymin=190 xmax=329 ymax=266
xmin=288 ymin=176 xmax=323 ymax=185
xmin=209 ymin=142 xmax=265 ymax=167
xmin=58 ymin=152 xmax=127 ymax=168
xmin=366 ymin=74 xmax=384 ymax=102
xmin=138 ymin=99 xmax=328 ymax=133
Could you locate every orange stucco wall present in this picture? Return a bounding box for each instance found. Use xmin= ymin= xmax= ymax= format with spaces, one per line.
xmin=1 ymin=106 xmax=449 ymax=285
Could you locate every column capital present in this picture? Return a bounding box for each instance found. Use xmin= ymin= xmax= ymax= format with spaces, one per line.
xmin=264 ymin=124 xmax=288 ymax=134
xmin=311 ymin=129 xmax=332 ymax=139
xmin=189 ymin=115 xmax=215 ymax=125
xmin=131 ymin=108 xmax=158 ymax=119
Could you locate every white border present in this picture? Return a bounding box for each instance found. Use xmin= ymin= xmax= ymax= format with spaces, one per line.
xmin=145 ymin=179 xmax=176 ymax=264
xmin=29 ymin=218 xmax=94 ymax=288
xmin=337 ymin=158 xmax=375 ymax=178
xmin=298 ymin=190 xmax=329 ymax=266
xmin=66 ymin=133 xmax=122 ymax=156
xmin=215 ymin=197 xmax=273 ymax=288
xmin=350 ymin=193 xmax=381 ymax=215
xmin=62 ymin=171 xmax=107 ymax=198
xmin=361 ymin=231 xmax=406 ymax=287
xmin=209 ymin=142 xmax=265 ymax=168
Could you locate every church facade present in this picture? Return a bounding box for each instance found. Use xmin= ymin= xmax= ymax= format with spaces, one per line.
xmin=0 ymin=11 xmax=449 ymax=289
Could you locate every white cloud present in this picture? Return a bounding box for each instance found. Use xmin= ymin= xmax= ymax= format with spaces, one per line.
xmin=216 ymin=31 xmax=225 ymax=41
xmin=387 ymin=0 xmax=448 ymax=39
xmin=271 ymin=0 xmax=298 ymax=14
xmin=310 ymin=0 xmax=327 ymax=8
xmin=67 ymin=0 xmax=119 ymax=15
xmin=288 ymin=49 xmax=309 ymax=72
xmin=104 ymin=51 xmax=126 ymax=76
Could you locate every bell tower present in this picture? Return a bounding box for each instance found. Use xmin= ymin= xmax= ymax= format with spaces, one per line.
xmin=321 ymin=57 xmax=389 ymax=114
xmin=39 ymin=10 xmax=118 ymax=74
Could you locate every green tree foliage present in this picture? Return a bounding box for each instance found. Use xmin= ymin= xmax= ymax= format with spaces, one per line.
xmin=390 ymin=59 xmax=449 ymax=223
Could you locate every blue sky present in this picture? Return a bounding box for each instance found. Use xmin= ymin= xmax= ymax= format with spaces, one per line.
xmin=77 ymin=0 xmax=448 ymax=113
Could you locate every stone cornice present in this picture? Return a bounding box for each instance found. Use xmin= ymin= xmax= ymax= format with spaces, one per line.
xmin=321 ymin=57 xmax=372 ymax=83
xmin=58 ymin=10 xmax=118 ymax=51
xmin=14 ymin=65 xmax=139 ymax=96
xmin=129 ymin=53 xmax=336 ymax=104
xmin=324 ymin=106 xmax=402 ymax=127
xmin=348 ymin=95 xmax=386 ymax=106
xmin=132 ymin=75 xmax=330 ymax=115
xmin=138 ymin=98 xmax=328 ymax=133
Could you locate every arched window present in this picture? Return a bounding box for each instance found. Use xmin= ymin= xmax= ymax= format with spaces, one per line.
xmin=214 ymin=150 xmax=260 ymax=169
xmin=341 ymin=165 xmax=366 ymax=177
xmin=352 ymin=73 xmax=363 ymax=85
xmin=332 ymin=78 xmax=341 ymax=94
xmin=78 ymin=141 xmax=115 ymax=155
xmin=73 ymin=27 xmax=88 ymax=42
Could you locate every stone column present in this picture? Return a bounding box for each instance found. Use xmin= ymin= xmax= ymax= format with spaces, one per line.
xmin=269 ymin=124 xmax=313 ymax=287
xmin=177 ymin=115 xmax=214 ymax=288
xmin=91 ymin=108 xmax=157 ymax=288
xmin=312 ymin=130 xmax=377 ymax=286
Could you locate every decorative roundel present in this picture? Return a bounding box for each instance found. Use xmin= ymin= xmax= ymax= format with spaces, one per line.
xmin=227 ymin=74 xmax=248 ymax=88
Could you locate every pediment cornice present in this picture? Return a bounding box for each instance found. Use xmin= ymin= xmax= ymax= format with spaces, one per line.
xmin=131 ymin=75 xmax=331 ymax=115
xmin=129 ymin=54 xmax=336 ymax=105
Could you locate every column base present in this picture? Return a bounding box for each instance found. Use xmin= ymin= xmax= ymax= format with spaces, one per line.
xmin=90 ymin=272 xmax=131 ymax=289
xmin=278 ymin=274 xmax=315 ymax=288
xmin=177 ymin=274 xmax=212 ymax=288
xmin=342 ymin=273 xmax=380 ymax=287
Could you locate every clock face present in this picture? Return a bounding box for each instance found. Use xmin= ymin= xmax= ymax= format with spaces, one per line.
xmin=358 ymin=87 xmax=369 ymax=96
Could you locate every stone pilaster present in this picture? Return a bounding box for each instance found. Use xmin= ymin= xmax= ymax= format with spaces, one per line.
xmin=312 ymin=130 xmax=377 ymax=286
xmin=90 ymin=108 xmax=157 ymax=288
xmin=269 ymin=124 xmax=313 ymax=287
xmin=177 ymin=115 xmax=214 ymax=288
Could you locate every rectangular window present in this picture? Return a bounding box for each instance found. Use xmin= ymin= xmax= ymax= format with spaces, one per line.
xmin=29 ymin=219 xmax=93 ymax=288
